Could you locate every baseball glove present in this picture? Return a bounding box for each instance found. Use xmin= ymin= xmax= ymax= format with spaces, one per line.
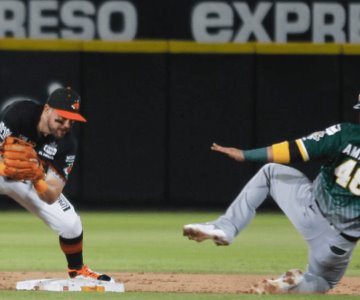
xmin=0 ymin=136 xmax=45 ymax=181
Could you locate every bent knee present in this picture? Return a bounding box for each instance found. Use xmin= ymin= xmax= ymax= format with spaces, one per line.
xmin=59 ymin=215 xmax=83 ymax=238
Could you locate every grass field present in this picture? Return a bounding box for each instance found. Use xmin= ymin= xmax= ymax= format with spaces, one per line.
xmin=0 ymin=210 xmax=359 ymax=299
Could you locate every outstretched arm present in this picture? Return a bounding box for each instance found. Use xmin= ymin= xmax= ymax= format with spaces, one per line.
xmin=211 ymin=141 xmax=294 ymax=164
xmin=211 ymin=143 xmax=247 ymax=161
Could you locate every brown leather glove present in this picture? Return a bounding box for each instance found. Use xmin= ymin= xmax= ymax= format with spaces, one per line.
xmin=0 ymin=136 xmax=45 ymax=181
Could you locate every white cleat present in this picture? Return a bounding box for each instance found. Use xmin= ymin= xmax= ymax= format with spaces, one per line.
xmin=183 ymin=223 xmax=231 ymax=246
xmin=249 ymin=269 xmax=304 ymax=294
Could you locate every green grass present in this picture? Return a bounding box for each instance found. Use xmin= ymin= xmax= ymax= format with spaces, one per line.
xmin=0 ymin=210 xmax=359 ymax=299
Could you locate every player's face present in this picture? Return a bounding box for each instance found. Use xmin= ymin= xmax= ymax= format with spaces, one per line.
xmin=48 ymin=109 xmax=74 ymax=138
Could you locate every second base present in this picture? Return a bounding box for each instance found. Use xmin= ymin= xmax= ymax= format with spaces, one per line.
xmin=16 ymin=278 xmax=125 ymax=292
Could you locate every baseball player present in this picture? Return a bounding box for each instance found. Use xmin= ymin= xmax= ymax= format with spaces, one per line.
xmin=0 ymin=87 xmax=113 ymax=282
xmin=183 ymin=97 xmax=360 ymax=294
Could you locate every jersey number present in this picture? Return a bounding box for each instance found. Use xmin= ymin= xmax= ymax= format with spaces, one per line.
xmin=335 ymin=159 xmax=360 ymax=195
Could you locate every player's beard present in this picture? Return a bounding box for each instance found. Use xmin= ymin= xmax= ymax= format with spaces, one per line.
xmin=48 ymin=122 xmax=70 ymax=139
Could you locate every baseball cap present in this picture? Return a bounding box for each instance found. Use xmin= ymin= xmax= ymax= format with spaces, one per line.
xmin=47 ymin=87 xmax=87 ymax=122
xmin=353 ymin=93 xmax=360 ymax=111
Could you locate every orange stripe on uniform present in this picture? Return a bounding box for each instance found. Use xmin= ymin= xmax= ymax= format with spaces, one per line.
xmin=60 ymin=240 xmax=83 ymax=254
xmin=271 ymin=141 xmax=290 ymax=163
xmin=295 ymin=139 xmax=309 ymax=161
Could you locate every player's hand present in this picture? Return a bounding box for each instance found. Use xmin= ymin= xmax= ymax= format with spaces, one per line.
xmin=211 ymin=143 xmax=245 ymax=162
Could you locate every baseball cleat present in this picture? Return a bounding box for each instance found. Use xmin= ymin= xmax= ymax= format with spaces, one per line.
xmin=68 ymin=265 xmax=114 ymax=283
xmin=183 ymin=223 xmax=230 ymax=246
xmin=249 ymin=269 xmax=303 ymax=294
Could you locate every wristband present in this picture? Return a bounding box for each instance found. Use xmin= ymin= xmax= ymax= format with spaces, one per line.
xmin=0 ymin=162 xmax=5 ymax=176
xmin=243 ymin=147 xmax=268 ymax=161
xmin=34 ymin=179 xmax=48 ymax=194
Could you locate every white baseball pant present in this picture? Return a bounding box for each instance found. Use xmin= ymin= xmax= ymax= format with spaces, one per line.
xmin=0 ymin=177 xmax=82 ymax=239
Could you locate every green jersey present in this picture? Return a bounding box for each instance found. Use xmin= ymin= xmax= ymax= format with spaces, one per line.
xmin=296 ymin=123 xmax=360 ymax=235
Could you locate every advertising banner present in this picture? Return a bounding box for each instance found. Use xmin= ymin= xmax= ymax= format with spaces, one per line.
xmin=1 ymin=1 xmax=359 ymax=43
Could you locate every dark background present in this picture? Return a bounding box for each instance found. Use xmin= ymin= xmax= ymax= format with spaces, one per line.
xmin=0 ymin=50 xmax=358 ymax=210
xmin=0 ymin=0 xmax=359 ymax=210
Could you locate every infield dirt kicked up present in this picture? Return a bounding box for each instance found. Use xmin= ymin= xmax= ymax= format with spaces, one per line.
xmin=2 ymin=272 xmax=360 ymax=295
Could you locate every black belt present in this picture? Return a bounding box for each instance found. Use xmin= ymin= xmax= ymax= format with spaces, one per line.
xmin=314 ymin=200 xmax=359 ymax=243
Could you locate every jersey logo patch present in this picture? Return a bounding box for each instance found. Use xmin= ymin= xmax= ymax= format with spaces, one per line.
xmin=39 ymin=143 xmax=58 ymax=159
xmin=325 ymin=124 xmax=341 ymax=135
xmin=63 ymin=163 xmax=73 ymax=179
xmin=0 ymin=122 xmax=11 ymax=141
xmin=304 ymin=124 xmax=341 ymax=141
xmin=304 ymin=131 xmax=325 ymax=141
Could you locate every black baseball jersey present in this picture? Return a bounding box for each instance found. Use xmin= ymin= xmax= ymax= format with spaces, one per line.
xmin=0 ymin=100 xmax=77 ymax=181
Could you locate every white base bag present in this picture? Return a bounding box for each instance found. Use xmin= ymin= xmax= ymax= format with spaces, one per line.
xmin=16 ymin=278 xmax=125 ymax=292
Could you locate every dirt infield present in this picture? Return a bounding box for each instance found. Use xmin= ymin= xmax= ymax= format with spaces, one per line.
xmin=2 ymin=272 xmax=360 ymax=294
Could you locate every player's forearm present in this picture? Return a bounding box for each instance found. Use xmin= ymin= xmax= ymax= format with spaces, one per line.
xmin=243 ymin=140 xmax=306 ymax=163
xmin=33 ymin=179 xmax=62 ymax=204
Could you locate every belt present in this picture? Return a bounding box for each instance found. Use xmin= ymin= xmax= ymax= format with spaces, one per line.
xmin=314 ymin=200 xmax=359 ymax=243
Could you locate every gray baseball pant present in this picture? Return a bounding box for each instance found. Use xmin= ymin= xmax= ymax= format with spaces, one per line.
xmin=213 ymin=163 xmax=357 ymax=293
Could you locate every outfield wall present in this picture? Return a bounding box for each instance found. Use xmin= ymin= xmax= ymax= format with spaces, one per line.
xmin=0 ymin=1 xmax=360 ymax=208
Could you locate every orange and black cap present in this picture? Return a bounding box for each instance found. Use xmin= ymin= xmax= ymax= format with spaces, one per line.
xmin=47 ymin=87 xmax=87 ymax=122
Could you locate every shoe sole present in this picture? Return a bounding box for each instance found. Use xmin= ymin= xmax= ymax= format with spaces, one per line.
xmin=183 ymin=227 xmax=229 ymax=246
